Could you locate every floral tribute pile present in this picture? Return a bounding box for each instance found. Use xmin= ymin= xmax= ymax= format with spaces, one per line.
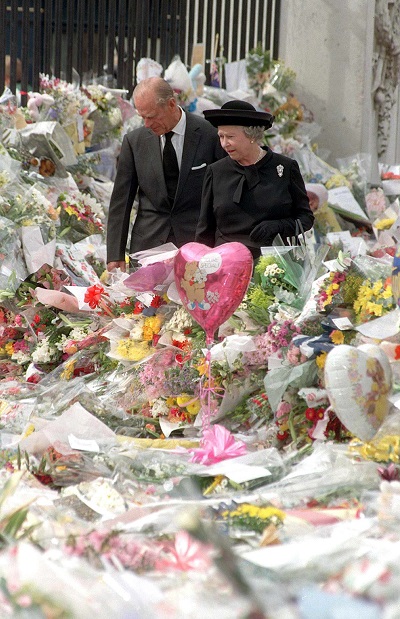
xmin=1 ymin=57 xmax=400 ymax=618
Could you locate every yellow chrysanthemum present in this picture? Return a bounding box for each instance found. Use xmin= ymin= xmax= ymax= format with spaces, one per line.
xmin=116 ymin=339 xmax=150 ymax=361
xmin=142 ymin=315 xmax=163 ymax=341
xmin=22 ymin=423 xmax=35 ymax=438
xmin=144 ymin=315 xmax=162 ymax=332
xmin=229 ymin=503 xmax=285 ymax=523
xmin=366 ymin=302 xmax=383 ymax=317
xmin=142 ymin=326 xmax=154 ymax=341
xmin=330 ymin=330 xmax=344 ymax=345
xmin=176 ymin=394 xmax=192 ymax=407
xmin=186 ymin=400 xmax=201 ymax=415
xmin=382 ymin=286 xmax=392 ymax=299
xmin=372 ymin=280 xmax=383 ymax=295
xmin=316 ymin=351 xmax=328 ymax=369
xmin=60 ymin=359 xmax=76 ymax=380
xmin=4 ymin=342 xmax=14 ymax=356
xmin=257 ymin=506 xmax=286 ymax=521
xmin=196 ymin=358 xmax=208 ymax=376
xmin=374 ymin=218 xmax=396 ymax=230
xmin=325 ymin=174 xmax=351 ymax=189
xmin=348 ymin=435 xmax=400 ymax=463
xmin=64 ymin=205 xmax=79 ymax=218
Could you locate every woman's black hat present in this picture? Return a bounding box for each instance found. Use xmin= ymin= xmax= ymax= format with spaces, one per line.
xmin=203 ymin=100 xmax=274 ymax=128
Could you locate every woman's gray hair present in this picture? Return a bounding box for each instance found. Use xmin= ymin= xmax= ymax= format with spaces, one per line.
xmin=242 ymin=126 xmax=265 ymax=143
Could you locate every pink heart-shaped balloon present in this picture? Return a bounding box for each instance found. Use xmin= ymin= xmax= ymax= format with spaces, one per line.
xmin=174 ymin=242 xmax=253 ymax=345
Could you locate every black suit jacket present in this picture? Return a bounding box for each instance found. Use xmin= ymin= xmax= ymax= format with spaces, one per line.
xmin=106 ymin=112 xmax=224 ymax=262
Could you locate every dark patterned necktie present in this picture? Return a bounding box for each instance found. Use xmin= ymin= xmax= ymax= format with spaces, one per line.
xmin=163 ymin=131 xmax=179 ymax=204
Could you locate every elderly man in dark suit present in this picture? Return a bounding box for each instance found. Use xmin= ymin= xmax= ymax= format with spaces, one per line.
xmin=106 ymin=77 xmax=225 ymax=271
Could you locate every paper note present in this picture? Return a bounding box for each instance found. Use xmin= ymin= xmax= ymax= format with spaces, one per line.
xmin=68 ymin=434 xmax=100 ymax=452
xmin=328 ymin=186 xmax=369 ymax=222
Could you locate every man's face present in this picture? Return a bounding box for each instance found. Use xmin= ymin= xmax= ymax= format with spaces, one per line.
xmin=134 ymin=94 xmax=178 ymax=136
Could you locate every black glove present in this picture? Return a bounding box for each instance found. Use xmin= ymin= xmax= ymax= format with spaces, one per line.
xmin=249 ymin=220 xmax=282 ymax=244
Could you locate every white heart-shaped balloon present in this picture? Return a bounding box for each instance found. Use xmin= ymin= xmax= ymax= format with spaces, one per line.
xmin=324 ymin=344 xmax=392 ymax=441
xmin=357 ymin=343 xmax=392 ymax=387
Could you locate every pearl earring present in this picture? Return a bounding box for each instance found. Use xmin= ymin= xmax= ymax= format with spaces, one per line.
xmin=250 ymin=140 xmax=254 ymax=143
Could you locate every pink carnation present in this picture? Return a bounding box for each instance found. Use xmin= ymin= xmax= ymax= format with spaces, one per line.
xmin=276 ymin=401 xmax=292 ymax=419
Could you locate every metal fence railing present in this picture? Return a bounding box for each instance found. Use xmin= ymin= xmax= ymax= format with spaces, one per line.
xmin=1 ymin=0 xmax=281 ymax=104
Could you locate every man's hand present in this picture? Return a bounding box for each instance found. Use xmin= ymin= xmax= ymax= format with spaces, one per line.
xmin=107 ymin=260 xmax=126 ymax=272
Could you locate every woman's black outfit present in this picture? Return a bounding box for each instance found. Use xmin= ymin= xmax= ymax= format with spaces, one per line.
xmin=195 ymin=147 xmax=314 ymax=259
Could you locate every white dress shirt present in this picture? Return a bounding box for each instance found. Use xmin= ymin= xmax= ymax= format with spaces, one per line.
xmin=160 ymin=106 xmax=186 ymax=169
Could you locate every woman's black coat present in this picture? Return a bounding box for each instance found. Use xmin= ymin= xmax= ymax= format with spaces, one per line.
xmin=195 ymin=147 xmax=314 ymax=259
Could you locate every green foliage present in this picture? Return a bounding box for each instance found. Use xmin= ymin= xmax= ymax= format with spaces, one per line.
xmin=245 ymin=284 xmax=273 ymax=327
xmin=341 ymin=271 xmax=365 ymax=306
xmin=0 ymin=472 xmax=38 ymax=548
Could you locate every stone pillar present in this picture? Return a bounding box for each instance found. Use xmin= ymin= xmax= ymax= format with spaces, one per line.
xmin=372 ymin=0 xmax=400 ymax=165
xmin=279 ymin=0 xmax=381 ymax=182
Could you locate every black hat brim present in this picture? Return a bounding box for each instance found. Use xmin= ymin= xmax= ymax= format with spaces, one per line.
xmin=203 ymin=108 xmax=274 ymax=128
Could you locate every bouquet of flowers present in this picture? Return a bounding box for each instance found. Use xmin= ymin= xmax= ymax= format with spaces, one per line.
xmin=245 ymin=243 xmax=327 ymax=326
xmin=64 ymin=528 xmax=160 ymax=571
xmin=315 ymin=267 xmax=364 ymax=315
xmin=365 ymin=186 xmax=389 ymax=222
xmin=244 ymin=319 xmax=303 ymax=369
xmin=226 ymin=389 xmax=274 ymax=431
xmin=147 ymin=394 xmax=201 ymax=425
xmin=244 ymin=254 xmax=297 ymax=326
xmin=0 ymin=186 xmax=58 ymax=252
xmin=313 ymin=250 xmax=393 ymax=318
xmin=214 ymin=500 xmax=286 ymax=535
xmin=273 ymin=386 xmax=348 ymax=448
xmin=338 ymin=254 xmax=395 ymax=324
xmin=139 ymin=347 xmax=203 ymax=426
xmin=105 ymin=313 xmax=165 ymax=364
xmin=336 ymin=153 xmax=371 ymax=213
xmin=57 ymin=190 xmax=105 ymax=243
xmin=0 ymin=303 xmax=33 ymax=371
xmin=66 ymin=151 xmax=103 ymax=187
xmin=36 ymin=74 xmax=92 ymax=126
xmin=0 ymin=218 xmax=28 ymax=301
xmin=13 ymin=264 xmax=73 ymax=306
xmin=245 ymin=45 xmax=295 ymax=103
xmin=353 ymin=276 xmax=394 ymax=323
xmin=82 ymin=84 xmax=124 ymax=142
xmin=113 ymin=449 xmax=188 ymax=486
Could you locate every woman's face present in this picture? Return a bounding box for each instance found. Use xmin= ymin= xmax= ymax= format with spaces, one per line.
xmin=217 ymin=125 xmax=253 ymax=163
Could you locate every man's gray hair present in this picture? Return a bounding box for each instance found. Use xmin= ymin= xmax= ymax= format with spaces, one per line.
xmin=133 ymin=77 xmax=176 ymax=106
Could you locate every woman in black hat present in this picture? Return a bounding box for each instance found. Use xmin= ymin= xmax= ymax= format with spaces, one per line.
xmin=195 ymin=100 xmax=314 ymax=259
